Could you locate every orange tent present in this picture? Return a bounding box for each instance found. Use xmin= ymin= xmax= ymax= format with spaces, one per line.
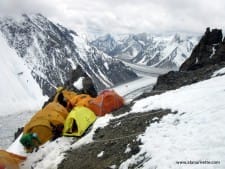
xmin=71 ymin=94 xmax=93 ymax=107
xmin=87 ymin=90 xmax=124 ymax=116
xmin=54 ymin=89 xmax=92 ymax=110
xmin=0 ymin=150 xmax=26 ymax=169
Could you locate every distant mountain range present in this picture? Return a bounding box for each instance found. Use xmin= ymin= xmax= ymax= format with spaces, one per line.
xmin=91 ymin=33 xmax=200 ymax=70
xmin=0 ymin=14 xmax=137 ymax=96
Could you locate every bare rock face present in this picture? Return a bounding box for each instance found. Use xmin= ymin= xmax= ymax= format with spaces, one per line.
xmin=180 ymin=28 xmax=223 ymax=71
xmin=64 ymin=65 xmax=97 ymax=97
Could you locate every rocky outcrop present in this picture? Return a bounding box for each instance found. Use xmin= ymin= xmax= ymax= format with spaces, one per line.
xmin=152 ymin=28 xmax=225 ymax=92
xmin=180 ymin=28 xmax=223 ymax=71
xmin=153 ymin=63 xmax=225 ymax=92
xmin=64 ymin=65 xmax=97 ymax=97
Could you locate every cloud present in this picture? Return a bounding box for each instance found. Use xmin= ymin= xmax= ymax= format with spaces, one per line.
xmin=1 ymin=0 xmax=225 ymax=35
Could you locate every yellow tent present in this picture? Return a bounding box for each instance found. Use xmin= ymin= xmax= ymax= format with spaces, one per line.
xmin=63 ymin=106 xmax=96 ymax=137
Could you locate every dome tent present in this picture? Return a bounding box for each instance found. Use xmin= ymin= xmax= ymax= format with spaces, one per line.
xmin=63 ymin=106 xmax=96 ymax=137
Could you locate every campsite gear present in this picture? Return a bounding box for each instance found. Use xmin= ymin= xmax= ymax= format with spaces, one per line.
xmin=63 ymin=106 xmax=96 ymax=136
xmin=54 ymin=89 xmax=78 ymax=111
xmin=51 ymin=123 xmax=64 ymax=141
xmin=70 ymin=94 xmax=93 ymax=107
xmin=22 ymin=102 xmax=68 ymax=150
xmin=56 ymin=86 xmax=64 ymax=93
xmin=20 ymin=133 xmax=41 ymax=152
xmin=0 ymin=150 xmax=26 ymax=169
xmin=87 ymin=90 xmax=124 ymax=116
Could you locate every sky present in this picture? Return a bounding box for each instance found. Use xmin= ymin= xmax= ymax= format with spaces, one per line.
xmin=1 ymin=0 xmax=225 ymax=36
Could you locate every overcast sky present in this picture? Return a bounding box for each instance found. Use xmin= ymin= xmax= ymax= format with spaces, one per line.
xmin=1 ymin=0 xmax=225 ymax=35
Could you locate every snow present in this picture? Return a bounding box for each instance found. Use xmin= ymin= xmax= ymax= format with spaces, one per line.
xmin=7 ymin=114 xmax=114 ymax=169
xmin=104 ymin=62 xmax=109 ymax=70
xmin=72 ymin=34 xmax=90 ymax=62
xmin=73 ymin=77 xmax=84 ymax=90
xmin=120 ymin=74 xmax=225 ymax=169
xmin=0 ymin=33 xmax=46 ymax=117
xmin=97 ymin=151 xmax=104 ymax=158
xmin=67 ymin=58 xmax=77 ymax=69
xmin=195 ymin=57 xmax=199 ymax=64
xmin=124 ymin=144 xmax=131 ymax=153
xmin=4 ymin=74 xmax=158 ymax=168
xmin=113 ymin=76 xmax=157 ymax=102
xmin=3 ymin=32 xmax=225 ymax=169
xmin=109 ymin=165 xmax=117 ymax=169
xmin=0 ymin=33 xmax=47 ymax=148
xmin=209 ymin=46 xmax=216 ymax=59
xmin=212 ymin=67 xmax=225 ymax=77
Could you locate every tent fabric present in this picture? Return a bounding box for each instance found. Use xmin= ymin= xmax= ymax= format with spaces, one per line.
xmin=71 ymin=94 xmax=93 ymax=107
xmin=87 ymin=90 xmax=124 ymax=116
xmin=0 ymin=150 xmax=26 ymax=169
xmin=53 ymin=90 xmax=78 ymax=110
xmin=63 ymin=106 xmax=96 ymax=137
xmin=53 ymin=89 xmax=78 ymax=103
xmin=61 ymin=90 xmax=78 ymax=105
xmin=23 ymin=102 xmax=68 ymax=145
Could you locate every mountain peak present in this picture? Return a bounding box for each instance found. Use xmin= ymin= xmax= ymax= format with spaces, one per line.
xmin=0 ymin=14 xmax=137 ymax=96
xmin=180 ymin=27 xmax=224 ymax=71
xmin=92 ymin=33 xmax=199 ymax=69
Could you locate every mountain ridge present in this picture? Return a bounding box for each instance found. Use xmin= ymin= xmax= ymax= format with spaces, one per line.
xmin=91 ymin=33 xmax=200 ymax=69
xmin=0 ymin=14 xmax=137 ymax=96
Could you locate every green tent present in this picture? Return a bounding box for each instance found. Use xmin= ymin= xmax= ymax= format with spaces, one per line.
xmin=63 ymin=106 xmax=97 ymax=136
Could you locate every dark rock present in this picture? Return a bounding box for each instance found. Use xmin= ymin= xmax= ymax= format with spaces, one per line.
xmin=150 ymin=28 xmax=225 ymax=94
xmin=180 ymin=28 xmax=223 ymax=71
xmin=14 ymin=127 xmax=24 ymax=140
xmin=64 ymin=65 xmax=97 ymax=97
xmin=153 ymin=63 xmax=225 ymax=92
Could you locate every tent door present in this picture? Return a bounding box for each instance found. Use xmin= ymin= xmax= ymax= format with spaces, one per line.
xmin=72 ymin=119 xmax=78 ymax=133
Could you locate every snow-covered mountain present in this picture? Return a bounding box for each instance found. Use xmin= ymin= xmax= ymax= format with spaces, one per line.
xmin=0 ymin=32 xmax=46 ymax=115
xmin=91 ymin=33 xmax=200 ymax=69
xmin=4 ymin=28 xmax=225 ymax=169
xmin=0 ymin=14 xmax=137 ymax=96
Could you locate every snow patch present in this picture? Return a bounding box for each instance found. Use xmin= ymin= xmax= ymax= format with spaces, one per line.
xmin=124 ymin=144 xmax=131 ymax=154
xmin=67 ymin=58 xmax=77 ymax=69
xmin=97 ymin=151 xmax=104 ymax=158
xmin=212 ymin=67 xmax=225 ymax=77
xmin=73 ymin=77 xmax=84 ymax=90
xmin=104 ymin=62 xmax=109 ymax=70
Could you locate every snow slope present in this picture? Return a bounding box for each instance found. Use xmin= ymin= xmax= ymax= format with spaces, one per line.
xmin=6 ymin=67 xmax=225 ymax=169
xmin=0 ymin=33 xmax=47 ymax=148
xmin=120 ymin=72 xmax=225 ymax=169
xmin=0 ymin=33 xmax=46 ymax=117
xmin=7 ymin=75 xmax=157 ymax=169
